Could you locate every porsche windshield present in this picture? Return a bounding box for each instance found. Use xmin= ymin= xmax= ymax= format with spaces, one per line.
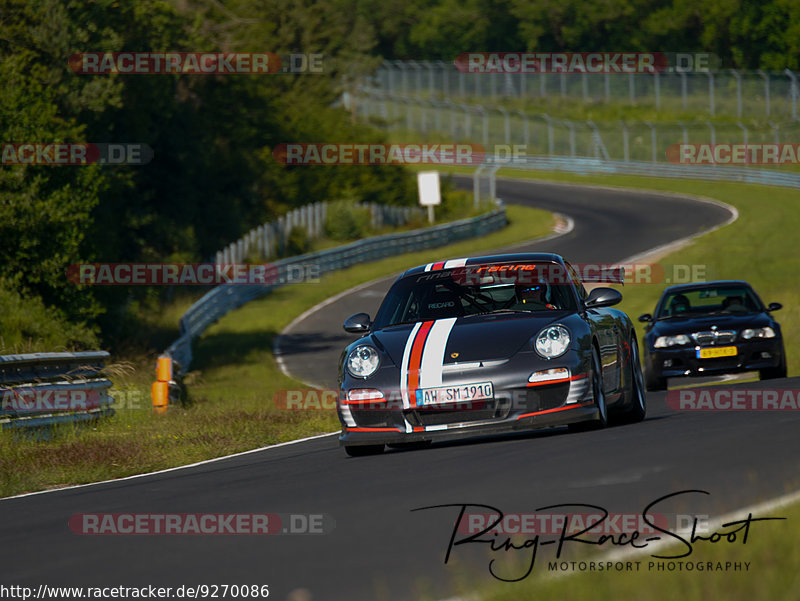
xmin=373 ymin=262 xmax=579 ymax=328
xmin=656 ymin=285 xmax=762 ymax=319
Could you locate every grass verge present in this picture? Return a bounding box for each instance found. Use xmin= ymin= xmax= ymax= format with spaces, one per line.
xmin=0 ymin=204 xmax=555 ymax=498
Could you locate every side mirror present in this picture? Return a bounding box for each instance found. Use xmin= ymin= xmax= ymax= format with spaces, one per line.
xmin=343 ymin=313 xmax=372 ymax=334
xmin=638 ymin=313 xmax=653 ymax=323
xmin=584 ymin=287 xmax=622 ymax=309
xmin=767 ymin=302 xmax=782 ymax=312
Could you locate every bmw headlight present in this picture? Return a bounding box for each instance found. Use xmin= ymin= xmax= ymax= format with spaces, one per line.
xmin=346 ymin=345 xmax=380 ymax=378
xmin=534 ymin=325 xmax=571 ymax=359
xmin=741 ymin=327 xmax=776 ymax=340
xmin=654 ymin=334 xmax=691 ymax=348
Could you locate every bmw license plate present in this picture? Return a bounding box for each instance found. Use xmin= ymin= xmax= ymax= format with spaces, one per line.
xmin=697 ymin=346 xmax=738 ymax=359
xmin=415 ymin=382 xmax=493 ymax=406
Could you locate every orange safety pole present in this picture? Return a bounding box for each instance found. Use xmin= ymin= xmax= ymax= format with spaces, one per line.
xmin=151 ymin=355 xmax=172 ymax=413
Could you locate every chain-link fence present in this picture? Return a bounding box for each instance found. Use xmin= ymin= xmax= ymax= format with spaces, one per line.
xmin=373 ymin=61 xmax=800 ymax=121
xmin=353 ymin=90 xmax=800 ymax=164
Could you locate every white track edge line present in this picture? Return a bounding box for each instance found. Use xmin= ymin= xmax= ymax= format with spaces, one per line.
xmin=1 ymin=431 xmax=338 ymax=501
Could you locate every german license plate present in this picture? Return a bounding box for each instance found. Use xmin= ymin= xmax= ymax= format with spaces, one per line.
xmin=415 ymin=382 xmax=493 ymax=406
xmin=697 ymin=346 xmax=737 ymax=359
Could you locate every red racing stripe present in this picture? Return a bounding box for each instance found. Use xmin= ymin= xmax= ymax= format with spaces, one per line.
xmin=407 ymin=320 xmax=434 ymax=407
xmin=516 ymin=401 xmax=593 ymax=420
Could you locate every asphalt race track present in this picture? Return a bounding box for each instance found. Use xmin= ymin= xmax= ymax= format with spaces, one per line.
xmin=3 ymin=178 xmax=800 ymax=601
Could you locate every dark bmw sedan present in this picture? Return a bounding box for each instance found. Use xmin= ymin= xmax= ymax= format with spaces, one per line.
xmin=639 ymin=280 xmax=786 ymax=390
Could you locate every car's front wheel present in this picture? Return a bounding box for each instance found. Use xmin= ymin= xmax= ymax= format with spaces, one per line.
xmin=344 ymin=444 xmax=385 ymax=457
xmin=644 ymin=359 xmax=667 ymax=391
xmin=618 ymin=334 xmax=646 ymax=424
xmin=759 ymin=354 xmax=787 ymax=380
xmin=569 ymin=347 xmax=607 ymax=431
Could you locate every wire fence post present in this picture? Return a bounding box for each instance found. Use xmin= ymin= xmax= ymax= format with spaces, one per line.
xmin=645 ymin=121 xmax=657 ymax=163
xmin=707 ymin=71 xmax=715 ymax=117
xmin=730 ymin=69 xmax=742 ymax=118
xmin=620 ymin=121 xmax=629 ymax=162
xmin=757 ymin=70 xmax=770 ymax=118
xmin=785 ymin=69 xmax=798 ymax=120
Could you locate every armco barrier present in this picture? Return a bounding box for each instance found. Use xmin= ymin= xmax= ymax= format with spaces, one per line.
xmin=496 ymin=154 xmax=800 ymax=189
xmin=0 ymin=351 xmax=114 ymax=430
xmin=164 ymin=206 xmax=507 ymax=374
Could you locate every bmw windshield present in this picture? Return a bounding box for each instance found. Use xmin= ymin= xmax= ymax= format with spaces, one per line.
xmin=656 ymin=285 xmax=763 ymax=319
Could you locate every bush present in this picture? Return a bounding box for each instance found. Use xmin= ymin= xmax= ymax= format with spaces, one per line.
xmin=285 ymin=225 xmax=311 ymax=256
xmin=0 ymin=283 xmax=99 ymax=353
xmin=324 ymin=202 xmax=372 ymax=240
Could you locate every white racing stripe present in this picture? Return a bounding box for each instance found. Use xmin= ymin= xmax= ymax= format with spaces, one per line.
xmin=419 ymin=318 xmax=458 ymax=389
xmin=400 ymin=322 xmax=422 ymax=409
xmin=443 ymin=258 xmax=468 ymax=269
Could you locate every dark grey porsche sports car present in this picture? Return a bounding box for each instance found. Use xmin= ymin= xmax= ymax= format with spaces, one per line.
xmin=337 ymin=253 xmax=646 ymax=456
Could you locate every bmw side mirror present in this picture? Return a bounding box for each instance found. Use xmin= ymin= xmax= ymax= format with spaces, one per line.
xmin=343 ymin=313 xmax=372 ymax=333
xmin=638 ymin=313 xmax=653 ymax=323
xmin=767 ymin=302 xmax=782 ymax=312
xmin=585 ymin=287 xmax=622 ymax=308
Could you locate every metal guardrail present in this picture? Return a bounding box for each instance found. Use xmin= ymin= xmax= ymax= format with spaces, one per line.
xmin=0 ymin=351 xmax=114 ymax=430
xmin=490 ymin=154 xmax=800 ymax=190
xmin=215 ymin=201 xmax=425 ymax=265
xmin=165 ymin=207 xmax=507 ymax=373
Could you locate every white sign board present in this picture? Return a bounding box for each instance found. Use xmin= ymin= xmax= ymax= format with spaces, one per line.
xmin=417 ymin=171 xmax=441 ymax=206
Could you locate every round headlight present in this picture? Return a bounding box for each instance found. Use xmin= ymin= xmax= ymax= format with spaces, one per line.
xmin=346 ymin=345 xmax=381 ymax=378
xmin=535 ymin=325 xmax=571 ymax=359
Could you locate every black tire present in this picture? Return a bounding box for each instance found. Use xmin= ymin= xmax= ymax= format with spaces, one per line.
xmin=645 ymin=362 xmax=667 ymax=392
xmin=618 ymin=335 xmax=647 ymax=424
xmin=759 ymin=355 xmax=787 ymax=380
xmin=344 ymin=444 xmax=384 ymax=457
xmin=569 ymin=347 xmax=607 ymax=432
